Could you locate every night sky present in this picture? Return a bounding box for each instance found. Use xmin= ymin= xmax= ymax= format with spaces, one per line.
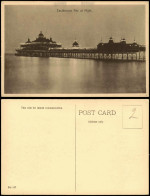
xmin=5 ymin=4 xmax=146 ymax=53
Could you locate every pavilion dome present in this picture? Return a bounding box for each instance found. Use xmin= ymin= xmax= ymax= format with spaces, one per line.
xmin=72 ymin=40 xmax=79 ymax=47
xmin=108 ymin=37 xmax=114 ymax=43
xmin=120 ymin=38 xmax=126 ymax=44
xmin=38 ymin=31 xmax=44 ymax=38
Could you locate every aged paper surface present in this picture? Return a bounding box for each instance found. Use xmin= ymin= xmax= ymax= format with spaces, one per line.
xmin=1 ymin=1 xmax=149 ymax=97
xmin=1 ymin=99 xmax=149 ymax=195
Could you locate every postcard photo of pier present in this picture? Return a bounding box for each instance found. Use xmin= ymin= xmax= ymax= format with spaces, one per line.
xmin=1 ymin=1 xmax=149 ymax=97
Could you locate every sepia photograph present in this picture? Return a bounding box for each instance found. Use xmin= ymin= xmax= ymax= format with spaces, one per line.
xmin=1 ymin=1 xmax=149 ymax=97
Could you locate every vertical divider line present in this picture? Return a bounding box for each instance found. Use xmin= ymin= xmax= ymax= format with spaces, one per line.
xmin=75 ymin=104 xmax=76 ymax=192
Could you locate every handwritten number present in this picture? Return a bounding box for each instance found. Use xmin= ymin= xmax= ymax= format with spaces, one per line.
xmin=129 ymin=108 xmax=137 ymax=119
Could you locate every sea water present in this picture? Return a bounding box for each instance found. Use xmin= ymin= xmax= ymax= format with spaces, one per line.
xmin=4 ymin=54 xmax=146 ymax=94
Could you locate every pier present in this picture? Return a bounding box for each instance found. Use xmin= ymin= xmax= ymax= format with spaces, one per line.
xmin=15 ymin=32 xmax=146 ymax=61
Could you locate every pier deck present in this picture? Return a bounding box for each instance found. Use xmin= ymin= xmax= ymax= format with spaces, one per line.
xmin=15 ymin=49 xmax=146 ymax=61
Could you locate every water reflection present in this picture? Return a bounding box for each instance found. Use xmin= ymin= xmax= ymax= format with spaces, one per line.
xmin=5 ymin=54 xmax=146 ymax=94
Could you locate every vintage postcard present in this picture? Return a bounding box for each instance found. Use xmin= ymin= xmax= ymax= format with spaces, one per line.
xmin=1 ymin=1 xmax=149 ymax=97
xmin=1 ymin=99 xmax=149 ymax=195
